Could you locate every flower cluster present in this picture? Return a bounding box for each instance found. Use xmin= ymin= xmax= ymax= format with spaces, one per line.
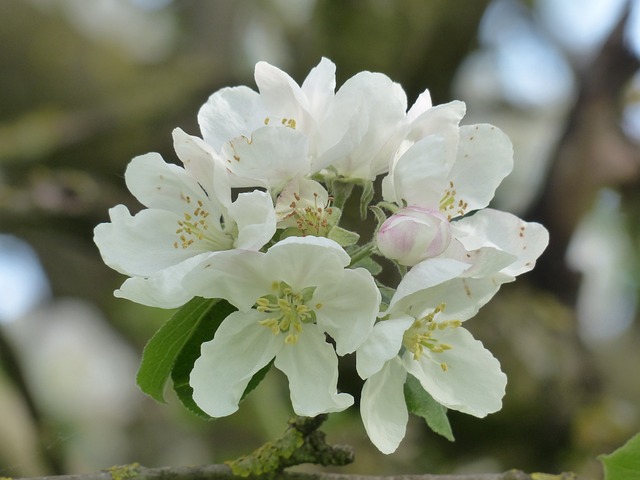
xmin=94 ymin=58 xmax=548 ymax=454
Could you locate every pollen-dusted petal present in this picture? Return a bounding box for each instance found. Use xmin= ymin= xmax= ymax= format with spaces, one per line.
xmin=450 ymin=208 xmax=549 ymax=277
xmin=313 ymin=267 xmax=380 ymax=356
xmin=221 ymin=126 xmax=310 ymax=193
xmin=198 ymin=86 xmax=265 ymax=151
xmin=94 ymin=205 xmax=208 ymax=276
xmin=190 ymin=310 xmax=282 ymax=418
xmin=446 ymin=124 xmax=513 ymax=212
xmin=403 ymin=326 xmax=506 ymax=418
xmin=255 ymin=61 xmax=311 ymax=128
xmin=274 ymin=324 xmax=353 ymax=416
xmin=360 ymin=357 xmax=408 ymax=454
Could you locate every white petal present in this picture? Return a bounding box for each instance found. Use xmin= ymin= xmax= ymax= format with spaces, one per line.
xmin=264 ymin=236 xmax=350 ymax=291
xmin=403 ymin=327 xmax=506 ymax=417
xmin=229 ymin=190 xmax=277 ymax=250
xmin=114 ymin=252 xmax=212 ymax=308
xmin=384 ymin=134 xmax=449 ymax=206
xmin=360 ymin=357 xmax=408 ymax=454
xmin=356 ymin=316 xmax=414 ymax=379
xmin=275 ymin=177 xmax=329 ymax=226
xmin=197 ymin=86 xmax=265 ymax=151
xmin=172 ymin=128 xmax=231 ymax=208
xmin=222 ymin=126 xmax=310 ymax=192
xmin=451 ymin=209 xmax=549 ymax=277
xmin=255 ymin=61 xmax=311 ymax=128
xmin=406 ymin=88 xmax=433 ymax=123
xmin=190 ymin=310 xmax=281 ymax=417
xmin=274 ymin=324 xmax=353 ymax=416
xmin=183 ymin=250 xmax=272 ymax=310
xmin=313 ymin=268 xmax=380 ymax=355
xmin=94 ymin=205 xmax=206 ymax=276
xmin=447 ymin=124 xmax=513 ymax=212
xmin=388 ymin=258 xmax=471 ymax=313
xmin=301 ymin=57 xmax=336 ymax=119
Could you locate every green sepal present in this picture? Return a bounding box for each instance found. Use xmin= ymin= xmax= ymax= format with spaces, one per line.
xmin=369 ymin=204 xmax=388 ymax=231
xmin=170 ymin=299 xmax=237 ymax=418
xmin=136 ymin=297 xmax=223 ymax=403
xmin=351 ymin=255 xmax=383 ymax=275
xmin=599 ymin=432 xmax=640 ymax=480
xmin=404 ymin=374 xmax=454 ymax=442
xmin=328 ymin=226 xmax=360 ymax=246
xmin=359 ymin=180 xmax=375 ymax=219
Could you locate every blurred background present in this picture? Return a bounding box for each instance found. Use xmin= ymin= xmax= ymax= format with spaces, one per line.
xmin=1 ymin=0 xmax=640 ymax=478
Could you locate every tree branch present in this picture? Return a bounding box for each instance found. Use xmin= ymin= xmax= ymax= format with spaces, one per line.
xmin=6 ymin=464 xmax=583 ymax=480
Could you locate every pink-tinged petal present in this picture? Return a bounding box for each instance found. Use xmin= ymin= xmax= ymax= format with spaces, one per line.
xmin=94 ymin=205 xmax=211 ymax=276
xmin=446 ymin=124 xmax=513 ymax=212
xmin=264 ymin=236 xmax=350 ymax=291
xmin=125 ymin=152 xmax=211 ymax=214
xmin=356 ymin=316 xmax=414 ymax=379
xmin=403 ymin=327 xmax=506 ymax=418
xmin=183 ymin=250 xmax=271 ymax=310
xmin=274 ymin=324 xmax=353 ymax=416
xmin=360 ymin=357 xmax=408 ymax=454
xmin=451 ymin=209 xmax=549 ymax=277
xmin=190 ymin=310 xmax=281 ymax=417
xmin=197 ymin=86 xmax=265 ymax=151
xmin=313 ymin=267 xmax=380 ymax=355
xmin=229 ymin=190 xmax=277 ymax=251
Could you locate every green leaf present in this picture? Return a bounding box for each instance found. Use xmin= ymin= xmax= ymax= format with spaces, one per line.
xmin=351 ymin=255 xmax=383 ymax=275
xmin=404 ymin=374 xmax=454 ymax=441
xmin=136 ymin=297 xmax=222 ymax=403
xmin=599 ymin=432 xmax=640 ymax=480
xmin=328 ymin=226 xmax=360 ymax=246
xmin=170 ymin=299 xmax=237 ymax=418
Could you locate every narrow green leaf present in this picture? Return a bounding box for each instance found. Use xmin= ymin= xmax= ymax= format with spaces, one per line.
xmin=404 ymin=374 xmax=454 ymax=441
xmin=328 ymin=226 xmax=360 ymax=246
xmin=170 ymin=299 xmax=237 ymax=418
xmin=599 ymin=432 xmax=640 ymax=480
xmin=136 ymin=297 xmax=220 ymax=403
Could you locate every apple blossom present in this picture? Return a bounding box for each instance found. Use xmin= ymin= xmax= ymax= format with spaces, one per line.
xmin=185 ymin=236 xmax=381 ymax=418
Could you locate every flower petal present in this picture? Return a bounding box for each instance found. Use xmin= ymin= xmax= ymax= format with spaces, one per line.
xmin=264 ymin=236 xmax=350 ymax=291
xmin=125 ymin=152 xmax=212 ymax=214
xmin=313 ymin=267 xmax=380 ymax=355
xmin=198 ymin=86 xmax=265 ymax=151
xmin=360 ymin=357 xmax=408 ymax=454
xmin=94 ymin=205 xmax=206 ymax=276
xmin=183 ymin=250 xmax=272 ymax=310
xmin=356 ymin=316 xmax=414 ymax=379
xmin=388 ymin=258 xmax=471 ymax=313
xmin=229 ymin=190 xmax=277 ymax=251
xmin=274 ymin=324 xmax=353 ymax=416
xmin=301 ymin=57 xmax=336 ymax=119
xmin=403 ymin=327 xmax=506 ymax=417
xmin=114 ymin=252 xmax=212 ymax=308
xmin=222 ymin=126 xmax=310 ymax=192
xmin=190 ymin=310 xmax=281 ymax=417
xmin=447 ymin=124 xmax=513 ymax=211
xmin=451 ymin=209 xmax=549 ymax=277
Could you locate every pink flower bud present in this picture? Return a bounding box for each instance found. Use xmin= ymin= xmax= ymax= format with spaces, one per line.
xmin=376 ymin=206 xmax=452 ymax=266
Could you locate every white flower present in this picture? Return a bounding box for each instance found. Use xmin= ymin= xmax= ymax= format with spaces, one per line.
xmin=93 ymin=129 xmax=277 ymax=308
xmin=356 ymin=258 xmax=509 ymax=454
xmin=197 ymin=58 xmax=408 ymax=186
xmin=185 ymin=236 xmax=381 ymax=418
